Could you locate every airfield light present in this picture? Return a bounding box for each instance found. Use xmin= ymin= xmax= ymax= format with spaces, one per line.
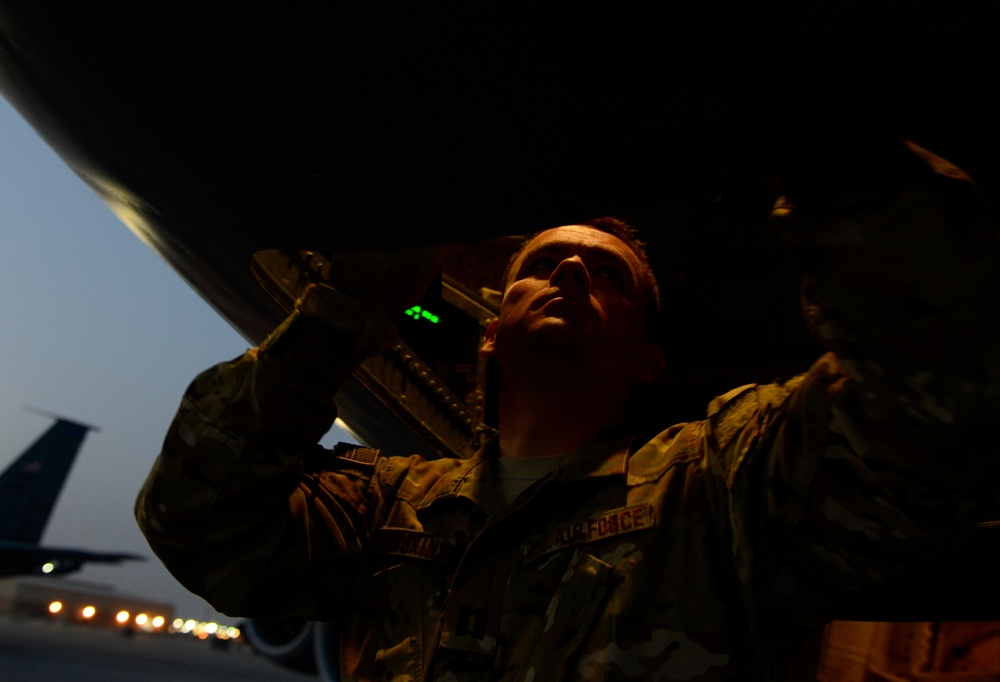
xmin=226 ymin=627 xmax=241 ymax=639
xmin=204 ymin=622 xmax=219 ymax=635
xmin=41 ymin=562 xmax=55 ymax=574
xmin=81 ymin=605 xmax=96 ymax=619
xmin=152 ymin=615 xmax=165 ymax=629
xmin=48 ymin=601 xmax=63 ymax=614
xmin=172 ymin=618 xmax=185 ymax=630
xmin=116 ymin=611 xmax=130 ymax=624
xmin=135 ymin=613 xmax=148 ymax=626
xmin=182 ymin=619 xmax=196 ymax=633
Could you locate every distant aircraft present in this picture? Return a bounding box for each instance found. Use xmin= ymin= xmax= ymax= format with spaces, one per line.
xmin=0 ymin=413 xmax=142 ymax=577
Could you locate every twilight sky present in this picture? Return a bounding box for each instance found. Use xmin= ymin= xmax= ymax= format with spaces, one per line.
xmin=0 ymin=95 xmax=354 ymax=622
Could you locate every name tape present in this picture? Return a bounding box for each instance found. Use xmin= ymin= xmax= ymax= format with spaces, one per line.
xmin=375 ymin=528 xmax=467 ymax=566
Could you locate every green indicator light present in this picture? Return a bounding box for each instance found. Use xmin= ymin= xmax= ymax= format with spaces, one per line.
xmin=405 ymin=306 xmax=440 ymax=324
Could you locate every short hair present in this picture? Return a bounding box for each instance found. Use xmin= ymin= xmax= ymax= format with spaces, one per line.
xmin=501 ymin=217 xmax=662 ymax=338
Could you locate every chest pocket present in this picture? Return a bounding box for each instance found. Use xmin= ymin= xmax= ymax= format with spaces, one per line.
xmin=350 ymin=526 xmax=468 ymax=680
xmin=508 ymin=551 xmax=615 ymax=680
xmin=360 ymin=562 xmax=429 ymax=682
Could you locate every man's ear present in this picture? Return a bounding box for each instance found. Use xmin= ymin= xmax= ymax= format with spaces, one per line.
xmin=480 ymin=318 xmax=499 ymax=357
xmin=634 ymin=340 xmax=665 ymax=384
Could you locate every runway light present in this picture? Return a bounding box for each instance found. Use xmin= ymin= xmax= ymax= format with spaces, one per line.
xmin=81 ymin=605 xmax=96 ymax=619
xmin=204 ymin=622 xmax=218 ymax=635
xmin=172 ymin=618 xmax=184 ymax=630
xmin=48 ymin=601 xmax=62 ymax=614
xmin=135 ymin=613 xmax=148 ymax=626
xmin=152 ymin=616 xmax=165 ymax=628
xmin=41 ymin=562 xmax=55 ymax=574
xmin=182 ymin=619 xmax=196 ymax=633
xmin=116 ymin=611 xmax=130 ymax=624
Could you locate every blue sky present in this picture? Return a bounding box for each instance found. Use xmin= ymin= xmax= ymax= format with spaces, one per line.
xmin=0 ymin=96 xmax=353 ymax=621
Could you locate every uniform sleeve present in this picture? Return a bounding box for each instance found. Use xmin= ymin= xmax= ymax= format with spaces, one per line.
xmin=135 ymin=286 xmax=393 ymax=619
xmin=707 ymin=141 xmax=1000 ymax=653
xmin=770 ymin=140 xmax=1000 ymax=429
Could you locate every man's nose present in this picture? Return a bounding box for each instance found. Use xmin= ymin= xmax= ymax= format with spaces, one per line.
xmin=550 ymin=256 xmax=591 ymax=291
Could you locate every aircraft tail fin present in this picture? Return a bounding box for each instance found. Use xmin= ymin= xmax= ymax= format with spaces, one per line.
xmin=0 ymin=413 xmax=97 ymax=544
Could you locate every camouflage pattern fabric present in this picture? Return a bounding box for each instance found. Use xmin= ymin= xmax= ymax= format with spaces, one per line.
xmin=137 ymin=142 xmax=1000 ymax=680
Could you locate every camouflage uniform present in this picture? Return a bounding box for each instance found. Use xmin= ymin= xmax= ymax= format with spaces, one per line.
xmin=137 ymin=143 xmax=1000 ymax=680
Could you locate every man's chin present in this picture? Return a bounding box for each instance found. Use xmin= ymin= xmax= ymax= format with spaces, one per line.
xmin=527 ymin=317 xmax=595 ymax=345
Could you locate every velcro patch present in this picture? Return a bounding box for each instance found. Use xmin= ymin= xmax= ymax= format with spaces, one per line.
xmin=522 ymin=503 xmax=654 ymax=564
xmin=333 ymin=443 xmax=379 ymax=467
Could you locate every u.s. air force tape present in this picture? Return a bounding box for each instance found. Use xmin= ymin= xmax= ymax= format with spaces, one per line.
xmin=521 ymin=503 xmax=655 ymax=564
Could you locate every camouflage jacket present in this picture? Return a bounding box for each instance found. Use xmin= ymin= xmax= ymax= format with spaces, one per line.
xmin=138 ymin=151 xmax=1000 ymax=680
xmin=136 ymin=351 xmax=997 ymax=681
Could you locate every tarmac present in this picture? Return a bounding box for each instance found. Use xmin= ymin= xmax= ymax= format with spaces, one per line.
xmin=0 ymin=617 xmax=316 ymax=682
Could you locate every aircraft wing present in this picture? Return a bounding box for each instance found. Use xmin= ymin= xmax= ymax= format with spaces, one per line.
xmin=0 ymin=540 xmax=143 ymax=577
xmin=2 ymin=5 xmax=997 ymax=458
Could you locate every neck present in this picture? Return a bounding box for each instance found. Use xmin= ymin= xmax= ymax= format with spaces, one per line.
xmin=494 ymin=357 xmax=629 ymax=459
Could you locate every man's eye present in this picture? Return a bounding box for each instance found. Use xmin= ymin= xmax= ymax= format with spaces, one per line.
xmin=595 ymin=265 xmax=625 ymax=284
xmin=525 ymin=257 xmax=556 ymax=275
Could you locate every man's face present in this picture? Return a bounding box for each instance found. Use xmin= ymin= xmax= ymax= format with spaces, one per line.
xmin=481 ymin=225 xmax=662 ymax=383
